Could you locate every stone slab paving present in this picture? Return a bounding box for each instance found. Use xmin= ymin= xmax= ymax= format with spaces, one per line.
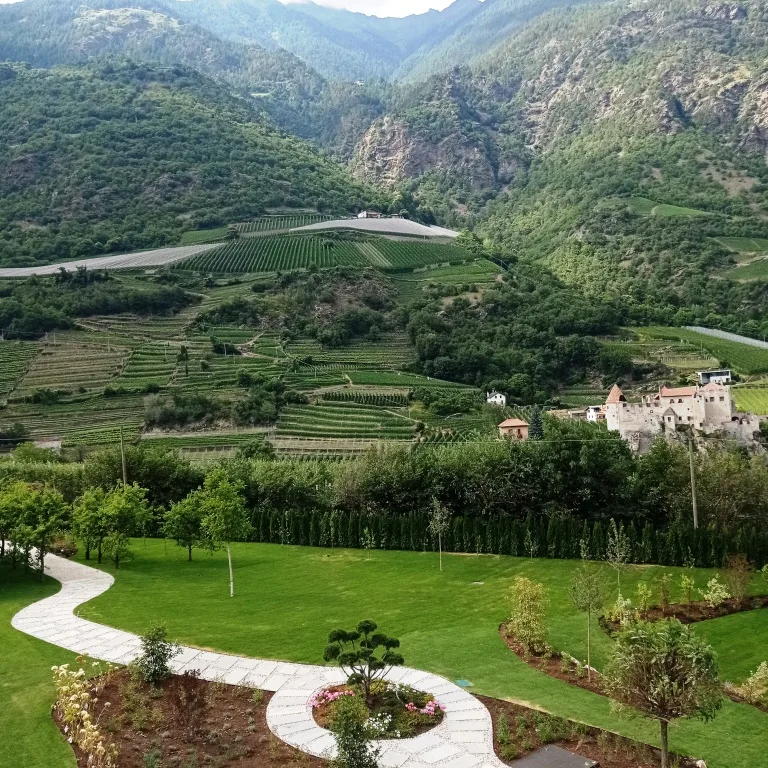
xmin=12 ymin=553 xmax=509 ymax=768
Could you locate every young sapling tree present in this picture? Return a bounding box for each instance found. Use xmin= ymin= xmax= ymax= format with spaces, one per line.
xmin=427 ymin=498 xmax=450 ymax=572
xmin=199 ymin=470 xmax=252 ymax=597
xmin=605 ymin=519 xmax=631 ymax=593
xmin=570 ymin=564 xmax=606 ymax=680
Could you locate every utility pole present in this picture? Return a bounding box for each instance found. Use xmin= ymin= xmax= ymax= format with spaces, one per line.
xmin=119 ymin=426 xmax=128 ymax=485
xmin=688 ymin=436 xmax=698 ymax=530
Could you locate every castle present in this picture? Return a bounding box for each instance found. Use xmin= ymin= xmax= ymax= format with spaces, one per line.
xmin=604 ymin=382 xmax=761 ymax=451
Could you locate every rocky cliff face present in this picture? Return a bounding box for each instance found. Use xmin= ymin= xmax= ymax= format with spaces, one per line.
xmin=351 ymin=0 xmax=768 ymax=194
xmin=351 ymin=115 xmax=502 ymax=190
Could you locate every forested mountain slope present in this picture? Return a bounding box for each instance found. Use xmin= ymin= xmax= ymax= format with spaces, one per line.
xmin=0 ymin=62 xmax=379 ymax=268
xmin=352 ymin=0 xmax=768 ymax=332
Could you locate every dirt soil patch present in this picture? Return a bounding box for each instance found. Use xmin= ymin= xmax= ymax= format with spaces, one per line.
xmin=54 ymin=669 xmax=324 ymax=768
xmin=480 ymin=696 xmax=697 ymax=768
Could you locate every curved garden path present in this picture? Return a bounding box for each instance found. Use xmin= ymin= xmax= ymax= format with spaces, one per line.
xmin=12 ymin=553 xmax=505 ymax=768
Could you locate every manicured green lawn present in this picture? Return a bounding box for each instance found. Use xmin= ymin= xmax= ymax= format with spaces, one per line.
xmin=74 ymin=541 xmax=768 ymax=768
xmin=0 ymin=566 xmax=77 ymax=768
xmin=693 ymin=608 xmax=768 ymax=682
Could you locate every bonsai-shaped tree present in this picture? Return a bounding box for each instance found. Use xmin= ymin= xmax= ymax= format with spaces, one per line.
xmin=323 ymin=620 xmax=404 ymax=701
xmin=604 ymin=619 xmax=722 ymax=768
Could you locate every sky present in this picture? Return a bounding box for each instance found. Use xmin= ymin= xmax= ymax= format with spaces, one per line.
xmin=280 ymin=0 xmax=455 ymax=16
xmin=0 ymin=0 xmax=456 ymax=17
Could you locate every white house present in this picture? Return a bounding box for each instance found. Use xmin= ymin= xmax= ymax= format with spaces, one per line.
xmin=585 ymin=405 xmax=605 ymax=422
xmin=486 ymin=390 xmax=507 ymax=407
xmin=697 ymin=369 xmax=732 ymax=385
xmin=357 ymin=210 xmax=382 ymax=219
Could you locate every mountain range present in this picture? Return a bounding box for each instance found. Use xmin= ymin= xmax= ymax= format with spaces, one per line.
xmin=2 ymin=0 xmax=768 ymax=332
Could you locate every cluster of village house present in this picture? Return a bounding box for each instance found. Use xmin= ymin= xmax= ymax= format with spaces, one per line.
xmin=492 ymin=369 xmax=764 ymax=451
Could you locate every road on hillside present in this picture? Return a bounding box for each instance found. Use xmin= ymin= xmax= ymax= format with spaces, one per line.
xmin=0 ymin=243 xmax=220 ymax=278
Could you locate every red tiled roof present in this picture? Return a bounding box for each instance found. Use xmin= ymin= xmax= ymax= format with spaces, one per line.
xmin=659 ymin=385 xmax=697 ymax=398
xmin=606 ymin=384 xmax=625 ymax=404
xmin=499 ymin=418 xmax=529 ymax=428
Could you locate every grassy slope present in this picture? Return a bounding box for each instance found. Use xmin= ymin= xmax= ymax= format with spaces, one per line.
xmin=74 ymin=540 xmax=768 ymax=768
xmin=0 ymin=566 xmax=76 ymax=768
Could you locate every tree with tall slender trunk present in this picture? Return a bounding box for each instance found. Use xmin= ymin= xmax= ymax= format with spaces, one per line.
xmin=427 ymin=498 xmax=450 ymax=572
xmin=199 ymin=470 xmax=251 ymax=597
xmin=570 ymin=562 xmax=606 ymax=681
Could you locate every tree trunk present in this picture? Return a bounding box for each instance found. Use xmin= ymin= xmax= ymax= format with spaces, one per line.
xmin=659 ymin=719 xmax=669 ymax=768
xmin=586 ymin=611 xmax=591 ymax=682
xmin=39 ymin=542 xmax=45 ymax=582
xmin=227 ymin=542 xmax=234 ymax=598
xmin=188 ymin=544 xmax=193 ymax=561
xmin=97 ymin=541 xmax=102 ymax=564
xmin=84 ymin=542 xmax=90 ymax=560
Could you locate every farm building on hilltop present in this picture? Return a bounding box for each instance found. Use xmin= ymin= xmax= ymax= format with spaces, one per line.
xmin=357 ymin=210 xmax=382 ymax=219
xmin=486 ymin=390 xmax=507 ymax=407
xmin=604 ymin=382 xmax=762 ymax=451
xmin=499 ymin=418 xmax=529 ymax=440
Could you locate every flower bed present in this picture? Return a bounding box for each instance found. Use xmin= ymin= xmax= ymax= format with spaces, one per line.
xmin=311 ymin=682 xmax=445 ymax=739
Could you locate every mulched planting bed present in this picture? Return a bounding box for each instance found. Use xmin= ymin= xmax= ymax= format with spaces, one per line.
xmin=499 ymin=626 xmax=604 ymax=697
xmin=54 ymin=669 xmax=324 ymax=768
xmin=480 ymin=696 xmax=697 ymax=768
xmin=600 ymin=595 xmax=768 ymax=634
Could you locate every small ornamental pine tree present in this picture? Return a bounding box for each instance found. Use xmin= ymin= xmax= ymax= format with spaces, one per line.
xmin=323 ymin=620 xmax=404 ymax=701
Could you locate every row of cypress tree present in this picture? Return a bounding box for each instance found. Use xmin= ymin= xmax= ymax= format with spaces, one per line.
xmin=248 ymin=508 xmax=768 ymax=569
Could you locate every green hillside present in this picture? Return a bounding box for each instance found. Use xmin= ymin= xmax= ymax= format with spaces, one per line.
xmin=0 ymin=61 xmax=379 ymax=269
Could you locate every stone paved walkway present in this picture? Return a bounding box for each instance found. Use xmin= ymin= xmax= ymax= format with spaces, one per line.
xmin=12 ymin=553 xmax=507 ymax=768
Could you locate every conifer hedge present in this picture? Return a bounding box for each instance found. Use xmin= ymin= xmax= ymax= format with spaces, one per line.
xmin=247 ymin=508 xmax=768 ymax=569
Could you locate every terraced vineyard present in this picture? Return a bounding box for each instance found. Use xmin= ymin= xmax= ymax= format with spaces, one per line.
xmin=624 ymin=197 xmax=713 ymax=217
xmin=11 ymin=340 xmax=130 ymax=398
xmin=276 ymin=401 xmax=416 ymax=440
xmin=177 ymin=235 xmax=365 ymax=273
xmin=347 ymin=371 xmax=469 ymax=388
xmin=285 ymin=333 xmax=414 ymax=368
xmin=114 ymin=343 xmax=179 ymax=389
xmin=636 ymin=327 xmax=768 ymax=375
xmin=724 ymin=258 xmax=768 ymax=282
xmin=177 ymin=234 xmax=472 ymax=275
xmin=370 ymin=240 xmax=471 ymax=271
xmin=180 ymin=227 xmax=228 ymax=245
xmin=731 ymin=387 xmax=768 ymax=414
xmin=0 ymin=395 xmax=145 ymax=445
xmin=392 ymin=261 xmax=502 ymax=300
xmin=0 ymin=341 xmax=38 ymax=400
xmin=714 ymin=236 xmax=768 ymax=254
xmin=234 ymin=214 xmax=331 ymax=234
xmin=78 ymin=312 xmax=195 ymax=341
